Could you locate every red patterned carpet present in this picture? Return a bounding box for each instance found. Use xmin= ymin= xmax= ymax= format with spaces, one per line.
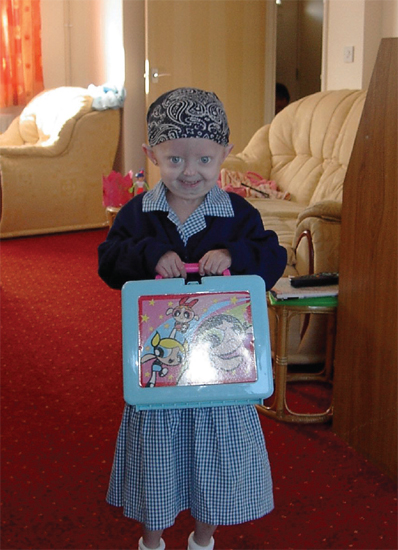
xmin=1 ymin=229 xmax=397 ymax=550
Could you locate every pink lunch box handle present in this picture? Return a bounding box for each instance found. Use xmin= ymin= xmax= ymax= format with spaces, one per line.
xmin=156 ymin=263 xmax=231 ymax=279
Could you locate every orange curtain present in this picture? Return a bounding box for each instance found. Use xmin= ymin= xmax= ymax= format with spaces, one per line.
xmin=1 ymin=0 xmax=44 ymax=109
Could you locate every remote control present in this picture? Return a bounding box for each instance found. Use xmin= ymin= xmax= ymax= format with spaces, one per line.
xmin=290 ymin=272 xmax=339 ymax=288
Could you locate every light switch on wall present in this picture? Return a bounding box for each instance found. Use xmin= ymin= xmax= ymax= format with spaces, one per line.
xmin=344 ymin=46 xmax=355 ymax=63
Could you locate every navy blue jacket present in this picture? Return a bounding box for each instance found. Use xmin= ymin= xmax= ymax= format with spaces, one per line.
xmin=98 ymin=191 xmax=287 ymax=290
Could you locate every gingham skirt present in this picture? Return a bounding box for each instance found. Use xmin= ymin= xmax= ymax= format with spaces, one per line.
xmin=106 ymin=404 xmax=274 ymax=530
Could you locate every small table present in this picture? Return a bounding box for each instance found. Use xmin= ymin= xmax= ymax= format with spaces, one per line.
xmin=257 ymin=294 xmax=337 ymax=424
xmin=105 ymin=206 xmax=121 ymax=227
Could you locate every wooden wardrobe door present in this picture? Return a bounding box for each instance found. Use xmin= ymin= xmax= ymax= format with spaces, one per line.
xmin=333 ymin=38 xmax=397 ymax=481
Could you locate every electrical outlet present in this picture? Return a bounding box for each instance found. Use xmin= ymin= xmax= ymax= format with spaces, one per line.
xmin=344 ymin=46 xmax=355 ymax=63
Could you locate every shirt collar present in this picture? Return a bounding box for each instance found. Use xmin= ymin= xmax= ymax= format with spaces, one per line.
xmin=142 ymin=181 xmax=234 ymax=217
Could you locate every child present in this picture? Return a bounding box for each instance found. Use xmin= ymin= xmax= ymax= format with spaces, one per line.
xmin=98 ymin=87 xmax=287 ymax=550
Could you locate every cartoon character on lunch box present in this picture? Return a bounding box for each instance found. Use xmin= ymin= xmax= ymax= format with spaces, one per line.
xmin=140 ymin=331 xmax=188 ymax=387
xmin=177 ymin=313 xmax=256 ymax=386
xmin=166 ymin=296 xmax=199 ymax=335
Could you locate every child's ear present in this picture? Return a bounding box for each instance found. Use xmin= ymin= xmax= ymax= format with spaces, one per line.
xmin=223 ymin=144 xmax=234 ymax=160
xmin=142 ymin=144 xmax=158 ymax=165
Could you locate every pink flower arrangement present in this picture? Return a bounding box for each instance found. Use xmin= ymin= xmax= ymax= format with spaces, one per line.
xmin=102 ymin=170 xmax=134 ymax=207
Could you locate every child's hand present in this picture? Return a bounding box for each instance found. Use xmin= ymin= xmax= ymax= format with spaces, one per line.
xmin=198 ymin=249 xmax=232 ymax=276
xmin=155 ymin=251 xmax=187 ymax=279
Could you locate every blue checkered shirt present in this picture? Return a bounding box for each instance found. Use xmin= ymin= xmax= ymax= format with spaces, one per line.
xmin=142 ymin=181 xmax=234 ymax=245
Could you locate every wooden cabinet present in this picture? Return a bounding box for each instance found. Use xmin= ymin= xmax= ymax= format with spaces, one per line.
xmin=333 ymin=38 xmax=397 ymax=481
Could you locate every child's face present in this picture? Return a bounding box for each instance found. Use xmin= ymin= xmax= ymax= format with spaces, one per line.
xmin=144 ymin=138 xmax=233 ymax=203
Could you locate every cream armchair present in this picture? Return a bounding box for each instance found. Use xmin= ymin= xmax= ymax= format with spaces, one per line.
xmin=222 ymin=89 xmax=366 ymax=362
xmin=0 ymin=87 xmax=121 ymax=238
xmin=223 ymin=89 xmax=366 ymax=278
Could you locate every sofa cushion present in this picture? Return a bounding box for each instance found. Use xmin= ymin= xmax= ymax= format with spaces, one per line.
xmin=224 ymin=125 xmax=272 ymax=177
xmin=268 ymin=89 xmax=366 ymax=205
xmin=18 ymin=112 xmax=40 ymax=144
xmin=310 ymin=91 xmax=366 ymax=204
xmin=247 ymin=197 xmax=304 ymax=219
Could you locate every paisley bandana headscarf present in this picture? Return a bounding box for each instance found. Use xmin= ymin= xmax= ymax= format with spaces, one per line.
xmin=147 ymin=87 xmax=230 ymax=147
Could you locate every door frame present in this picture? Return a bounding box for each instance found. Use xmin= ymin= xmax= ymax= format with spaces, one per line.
xmin=264 ymin=0 xmax=277 ymax=124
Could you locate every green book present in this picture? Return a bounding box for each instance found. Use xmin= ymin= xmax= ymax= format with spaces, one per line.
xmin=268 ymin=277 xmax=338 ymax=307
xmin=268 ymin=292 xmax=338 ymax=307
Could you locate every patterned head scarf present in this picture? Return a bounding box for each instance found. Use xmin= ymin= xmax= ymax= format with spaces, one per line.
xmin=147 ymin=87 xmax=230 ymax=147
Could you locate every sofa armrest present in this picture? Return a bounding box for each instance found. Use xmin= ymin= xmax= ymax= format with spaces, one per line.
xmin=297 ymin=200 xmax=342 ymax=224
xmin=222 ymin=124 xmax=272 ymax=177
xmin=0 ymin=110 xmax=117 ymax=158
xmin=293 ymin=212 xmax=341 ymax=275
xmin=221 ymin=154 xmax=252 ymax=174
xmin=0 ymin=142 xmax=65 ymax=157
xmin=0 ymin=114 xmax=80 ymax=158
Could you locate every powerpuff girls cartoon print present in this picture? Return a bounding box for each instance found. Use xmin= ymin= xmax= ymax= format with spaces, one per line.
xmin=140 ymin=332 xmax=188 ymax=388
xmin=166 ymin=296 xmax=199 ymax=336
xmin=138 ymin=291 xmax=257 ymax=388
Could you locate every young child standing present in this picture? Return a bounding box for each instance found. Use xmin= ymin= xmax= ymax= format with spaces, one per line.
xmin=98 ymin=87 xmax=287 ymax=550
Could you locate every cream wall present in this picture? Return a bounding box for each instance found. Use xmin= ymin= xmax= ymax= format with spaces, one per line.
xmin=41 ymin=0 xmax=125 ymax=87
xmin=40 ymin=0 xmax=66 ymax=86
xmin=323 ymin=0 xmax=398 ymax=90
xmin=41 ymin=0 xmax=145 ymax=174
xmin=40 ymin=0 xmax=398 ymax=173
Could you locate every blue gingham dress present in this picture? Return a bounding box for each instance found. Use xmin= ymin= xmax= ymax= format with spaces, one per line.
xmin=106 ymin=183 xmax=274 ymax=530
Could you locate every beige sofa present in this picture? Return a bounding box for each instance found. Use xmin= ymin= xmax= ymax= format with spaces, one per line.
xmin=222 ymin=89 xmax=366 ymax=362
xmin=0 ymin=87 xmax=121 ymax=238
